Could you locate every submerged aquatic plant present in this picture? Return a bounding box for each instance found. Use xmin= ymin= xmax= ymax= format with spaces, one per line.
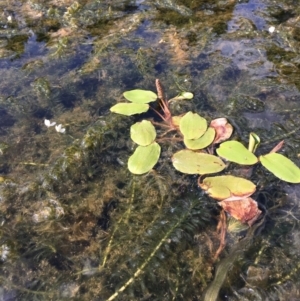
xmin=110 ymin=79 xmax=300 ymax=227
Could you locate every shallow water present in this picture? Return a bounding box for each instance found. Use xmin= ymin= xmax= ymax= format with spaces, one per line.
xmin=0 ymin=0 xmax=300 ymax=300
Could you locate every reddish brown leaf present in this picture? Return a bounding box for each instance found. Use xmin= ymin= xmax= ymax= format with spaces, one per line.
xmin=219 ymin=197 xmax=261 ymax=226
xmin=210 ymin=118 xmax=233 ymax=144
xmin=269 ymin=140 xmax=284 ymax=153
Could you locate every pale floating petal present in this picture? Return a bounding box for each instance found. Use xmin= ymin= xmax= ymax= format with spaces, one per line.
xmin=44 ymin=119 xmax=56 ymax=127
xmin=55 ymin=124 xmax=66 ymax=133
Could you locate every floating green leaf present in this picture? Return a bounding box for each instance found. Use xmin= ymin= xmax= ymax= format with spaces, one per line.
xmin=110 ymin=103 xmax=149 ymax=116
xmin=179 ymin=91 xmax=193 ymax=99
xmin=259 ymin=153 xmax=300 ymax=183
xmin=184 ymin=127 xmax=215 ymax=150
xmin=128 ymin=142 xmax=161 ymax=175
xmin=217 ymin=141 xmax=258 ymax=165
xmin=179 ymin=112 xmax=207 ymax=140
xmin=172 ymin=150 xmax=225 ymax=175
xmin=130 ymin=120 xmax=156 ymax=146
xmin=199 ymin=175 xmax=256 ymax=201
xmin=123 ymin=89 xmax=157 ymax=104
xmin=172 ymin=91 xmax=194 ymax=100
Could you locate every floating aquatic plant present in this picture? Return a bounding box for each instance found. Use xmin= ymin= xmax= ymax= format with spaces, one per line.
xmin=110 ymin=79 xmax=300 ymax=227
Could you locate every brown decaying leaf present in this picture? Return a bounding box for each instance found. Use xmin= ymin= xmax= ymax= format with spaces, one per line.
xmin=219 ymin=197 xmax=261 ymax=226
xmin=269 ymin=140 xmax=284 ymax=153
xmin=210 ymin=118 xmax=233 ymax=144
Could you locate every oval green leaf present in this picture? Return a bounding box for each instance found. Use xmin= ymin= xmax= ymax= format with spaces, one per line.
xmin=172 ymin=150 xmax=225 ymax=175
xmin=184 ymin=127 xmax=215 ymax=150
xmin=179 ymin=112 xmax=207 ymax=140
xmin=259 ymin=153 xmax=300 ymax=183
xmin=123 ymin=89 xmax=157 ymax=104
xmin=217 ymin=141 xmax=258 ymax=165
xmin=199 ymin=175 xmax=256 ymax=201
xmin=110 ymin=103 xmax=149 ymax=116
xmin=128 ymin=142 xmax=161 ymax=175
xmin=173 ymin=91 xmax=194 ymax=100
xmin=130 ymin=120 xmax=156 ymax=146
xmin=179 ymin=91 xmax=193 ymax=99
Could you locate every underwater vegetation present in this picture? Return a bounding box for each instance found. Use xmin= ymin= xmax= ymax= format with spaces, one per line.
xmin=0 ymin=78 xmax=299 ymax=300
xmin=1 ymin=0 xmax=300 ymax=300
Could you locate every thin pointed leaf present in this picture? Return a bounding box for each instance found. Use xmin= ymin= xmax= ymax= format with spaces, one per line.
xmin=110 ymin=103 xmax=149 ymax=116
xmin=217 ymin=141 xmax=258 ymax=165
xmin=199 ymin=175 xmax=256 ymax=200
xmin=172 ymin=150 xmax=225 ymax=175
xmin=128 ymin=142 xmax=161 ymax=175
xmin=259 ymin=153 xmax=300 ymax=183
xmin=130 ymin=120 xmax=156 ymax=146
xmin=179 ymin=112 xmax=207 ymax=140
xmin=184 ymin=127 xmax=215 ymax=150
xmin=269 ymin=140 xmax=284 ymax=153
xmin=123 ymin=89 xmax=157 ymax=104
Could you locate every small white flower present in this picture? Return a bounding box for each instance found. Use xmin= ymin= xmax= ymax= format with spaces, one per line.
xmin=55 ymin=124 xmax=66 ymax=133
xmin=44 ymin=119 xmax=56 ymax=127
xmin=268 ymin=26 xmax=275 ymax=33
xmin=1 ymin=244 xmax=10 ymax=261
xmin=7 ymin=16 xmax=12 ymax=22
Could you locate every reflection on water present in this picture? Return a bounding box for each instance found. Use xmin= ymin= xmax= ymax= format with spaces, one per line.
xmin=228 ymin=0 xmax=267 ymax=31
xmin=0 ymin=0 xmax=300 ymax=300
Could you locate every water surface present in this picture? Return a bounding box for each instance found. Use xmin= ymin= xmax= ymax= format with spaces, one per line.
xmin=0 ymin=0 xmax=300 ymax=300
